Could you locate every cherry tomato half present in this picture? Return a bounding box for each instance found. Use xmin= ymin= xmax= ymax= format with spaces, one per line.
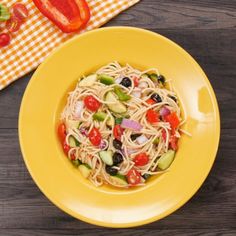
xmin=12 ymin=3 xmax=29 ymax=22
xmin=134 ymin=153 xmax=149 ymax=166
xmin=6 ymin=16 xmax=21 ymax=32
xmin=113 ymin=124 xmax=124 ymax=141
xmin=88 ymin=127 xmax=102 ymax=146
xmin=146 ymin=109 xmax=159 ymax=123
xmin=126 ymin=168 xmax=141 ymax=185
xmin=63 ymin=141 xmax=70 ymax=155
xmin=164 ymin=112 xmax=180 ymax=130
xmin=58 ymin=123 xmax=66 ymax=143
xmin=0 ymin=33 xmax=11 ymax=47
xmin=70 ymin=153 xmax=76 ymax=161
xmin=84 ymin=95 xmax=101 ymax=112
xmin=169 ymin=135 xmax=178 ymax=151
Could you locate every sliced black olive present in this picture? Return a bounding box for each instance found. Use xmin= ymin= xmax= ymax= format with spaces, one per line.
xmin=151 ymin=93 xmax=162 ymax=103
xmin=112 ymin=152 xmax=124 ymax=165
xmin=142 ymin=173 xmax=151 ymax=180
xmin=120 ymin=77 xmax=132 ymax=87
xmin=169 ymin=95 xmax=177 ymax=102
xmin=158 ymin=75 xmax=165 ymax=84
xmin=130 ymin=133 xmax=141 ymax=141
xmin=113 ymin=139 xmax=122 ymax=150
xmin=105 ymin=165 xmax=118 ymax=176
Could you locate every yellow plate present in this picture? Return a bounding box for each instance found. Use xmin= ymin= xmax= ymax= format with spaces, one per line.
xmin=19 ymin=27 xmax=220 ymax=227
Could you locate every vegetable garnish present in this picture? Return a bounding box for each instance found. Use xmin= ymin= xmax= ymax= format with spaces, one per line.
xmin=12 ymin=3 xmax=29 ymax=22
xmin=88 ymin=127 xmax=102 ymax=146
xmin=84 ymin=95 xmax=101 ymax=112
xmin=0 ymin=33 xmax=11 ymax=47
xmin=146 ymin=109 xmax=159 ymax=124
xmin=0 ymin=4 xmax=10 ymax=21
xmin=126 ymin=168 xmax=141 ymax=185
xmin=114 ymin=86 xmax=131 ymax=101
xmin=164 ymin=112 xmax=180 ymax=130
xmin=32 ymin=0 xmax=90 ymax=33
xmin=0 ymin=2 xmax=29 ymax=48
xmin=58 ymin=62 xmax=189 ymax=188
xmin=121 ymin=119 xmax=143 ymax=131
xmin=160 ymin=106 xmax=170 ymax=117
xmin=113 ymin=124 xmax=124 ymax=141
xmin=134 ymin=153 xmax=149 ymax=166
xmin=6 ymin=16 xmax=21 ymax=32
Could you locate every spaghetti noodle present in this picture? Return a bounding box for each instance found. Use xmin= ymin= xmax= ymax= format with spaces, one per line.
xmin=58 ymin=62 xmax=187 ymax=188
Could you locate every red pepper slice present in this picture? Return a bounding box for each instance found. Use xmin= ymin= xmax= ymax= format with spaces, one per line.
xmin=74 ymin=0 xmax=90 ymax=27
xmin=146 ymin=98 xmax=155 ymax=105
xmin=146 ymin=109 xmax=159 ymax=123
xmin=164 ymin=112 xmax=180 ymax=130
xmin=33 ymin=0 xmax=90 ymax=33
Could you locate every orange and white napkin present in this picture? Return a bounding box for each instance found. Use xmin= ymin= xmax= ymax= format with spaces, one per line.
xmin=0 ymin=0 xmax=140 ymax=90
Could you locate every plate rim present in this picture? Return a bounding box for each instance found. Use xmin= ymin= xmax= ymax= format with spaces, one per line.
xmin=19 ymin=26 xmax=220 ymax=228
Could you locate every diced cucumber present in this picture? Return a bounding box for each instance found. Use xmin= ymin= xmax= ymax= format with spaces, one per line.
xmin=79 ymin=74 xmax=97 ymax=87
xmin=114 ymin=86 xmax=131 ymax=101
xmin=98 ymin=74 xmax=115 ymax=85
xmin=149 ymin=73 xmax=158 ymax=82
xmin=105 ymin=92 xmax=127 ymax=114
xmin=110 ymin=174 xmax=128 ymax=186
xmin=66 ymin=120 xmax=80 ymax=129
xmin=106 ymin=116 xmax=115 ymax=127
xmin=93 ymin=112 xmax=107 ymax=121
xmin=72 ymin=159 xmax=82 ymax=166
xmin=84 ymin=163 xmax=92 ymax=169
xmin=68 ymin=136 xmax=80 ymax=147
xmin=99 ymin=150 xmax=113 ymax=166
xmin=158 ymin=150 xmax=175 ymax=170
xmin=78 ymin=164 xmax=92 ymax=178
xmin=115 ymin=117 xmax=123 ymax=124
xmin=93 ymin=112 xmax=114 ymax=127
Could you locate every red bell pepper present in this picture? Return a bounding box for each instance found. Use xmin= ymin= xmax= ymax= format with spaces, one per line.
xmin=33 ymin=0 xmax=90 ymax=33
xmin=146 ymin=109 xmax=159 ymax=123
xmin=74 ymin=0 xmax=90 ymax=27
xmin=164 ymin=112 xmax=180 ymax=130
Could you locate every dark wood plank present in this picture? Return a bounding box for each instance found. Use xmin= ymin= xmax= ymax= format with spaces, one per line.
xmin=107 ymin=0 xmax=236 ymax=30
xmin=0 ymin=0 xmax=236 ymax=234
xmin=1 ymin=229 xmax=236 ymax=236
xmin=0 ymin=72 xmax=32 ymax=129
xmin=0 ymin=129 xmax=235 ymax=229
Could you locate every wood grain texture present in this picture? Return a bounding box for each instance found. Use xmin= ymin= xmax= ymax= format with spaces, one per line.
xmin=1 ymin=229 xmax=236 ymax=236
xmin=0 ymin=0 xmax=236 ymax=235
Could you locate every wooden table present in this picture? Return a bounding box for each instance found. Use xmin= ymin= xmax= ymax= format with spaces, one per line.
xmin=0 ymin=1 xmax=235 ymax=235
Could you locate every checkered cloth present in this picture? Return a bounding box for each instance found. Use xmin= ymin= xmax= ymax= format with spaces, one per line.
xmin=0 ymin=0 xmax=139 ymax=90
